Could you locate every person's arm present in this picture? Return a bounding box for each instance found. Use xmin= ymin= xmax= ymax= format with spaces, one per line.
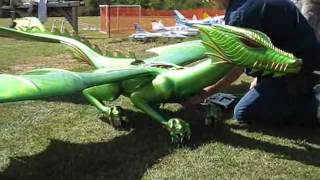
xmin=249 ymin=77 xmax=257 ymax=89
xmin=203 ymin=67 xmax=243 ymax=96
xmin=185 ymin=67 xmax=244 ymax=105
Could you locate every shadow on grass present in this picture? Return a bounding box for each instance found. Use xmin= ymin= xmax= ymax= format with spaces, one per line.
xmin=1 ymin=82 xmax=320 ymax=179
xmin=209 ymin=123 xmax=320 ymax=166
xmin=232 ymin=122 xmax=320 ymax=157
xmin=1 ymin=110 xmax=173 ymax=180
xmin=42 ymin=93 xmax=89 ymax=105
xmin=2 ymin=104 xmax=320 ymax=180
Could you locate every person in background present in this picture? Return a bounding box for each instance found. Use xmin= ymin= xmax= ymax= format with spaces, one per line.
xmin=192 ymin=0 xmax=320 ymax=125
xmin=290 ymin=0 xmax=320 ymax=41
xmin=37 ymin=0 xmax=48 ymax=23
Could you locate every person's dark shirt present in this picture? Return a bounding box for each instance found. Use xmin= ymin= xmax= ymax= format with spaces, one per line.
xmin=225 ymin=0 xmax=320 ymax=73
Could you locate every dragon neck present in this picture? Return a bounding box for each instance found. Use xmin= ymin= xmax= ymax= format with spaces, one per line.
xmin=163 ymin=59 xmax=234 ymax=97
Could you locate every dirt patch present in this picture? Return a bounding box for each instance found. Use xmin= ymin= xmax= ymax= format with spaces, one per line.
xmin=8 ymin=54 xmax=91 ymax=74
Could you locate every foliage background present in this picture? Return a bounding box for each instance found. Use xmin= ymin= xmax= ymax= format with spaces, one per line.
xmin=0 ymin=0 xmax=220 ymax=17
xmin=81 ymin=0 xmax=219 ymax=15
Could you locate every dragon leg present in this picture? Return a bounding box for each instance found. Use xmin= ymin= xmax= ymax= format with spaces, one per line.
xmin=82 ymin=84 xmax=128 ymax=127
xmin=130 ymin=78 xmax=191 ymax=143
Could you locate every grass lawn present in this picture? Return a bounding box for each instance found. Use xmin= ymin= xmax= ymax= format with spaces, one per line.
xmin=0 ymin=17 xmax=319 ymax=180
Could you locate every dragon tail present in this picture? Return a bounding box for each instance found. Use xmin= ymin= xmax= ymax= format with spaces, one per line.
xmin=0 ymin=68 xmax=153 ymax=103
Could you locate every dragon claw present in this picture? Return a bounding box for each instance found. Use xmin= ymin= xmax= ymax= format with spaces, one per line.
xmin=166 ymin=118 xmax=191 ymax=143
xmin=104 ymin=106 xmax=128 ymax=128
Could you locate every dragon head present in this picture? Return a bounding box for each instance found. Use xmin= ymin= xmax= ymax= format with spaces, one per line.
xmin=11 ymin=17 xmax=46 ymax=32
xmin=199 ymin=25 xmax=302 ymax=76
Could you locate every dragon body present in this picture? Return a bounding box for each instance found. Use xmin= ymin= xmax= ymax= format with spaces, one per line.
xmin=0 ymin=17 xmax=302 ymax=142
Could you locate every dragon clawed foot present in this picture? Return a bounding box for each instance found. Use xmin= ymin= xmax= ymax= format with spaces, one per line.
xmin=103 ymin=106 xmax=129 ymax=128
xmin=166 ymin=118 xmax=191 ymax=143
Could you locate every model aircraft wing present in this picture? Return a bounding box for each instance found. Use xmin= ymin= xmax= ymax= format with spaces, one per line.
xmin=0 ymin=67 xmax=157 ymax=103
xmin=145 ymin=40 xmax=207 ymax=66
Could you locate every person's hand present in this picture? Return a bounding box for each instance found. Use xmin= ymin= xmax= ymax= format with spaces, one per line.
xmin=250 ymin=77 xmax=257 ymax=89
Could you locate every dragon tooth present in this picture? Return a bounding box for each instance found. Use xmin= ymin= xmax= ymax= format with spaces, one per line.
xmin=274 ymin=63 xmax=280 ymax=71
xmin=284 ymin=64 xmax=289 ymax=71
xmin=270 ymin=61 xmax=276 ymax=69
xmin=279 ymin=64 xmax=284 ymax=71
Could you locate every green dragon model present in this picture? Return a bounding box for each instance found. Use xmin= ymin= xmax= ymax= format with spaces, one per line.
xmin=0 ymin=17 xmax=302 ymax=142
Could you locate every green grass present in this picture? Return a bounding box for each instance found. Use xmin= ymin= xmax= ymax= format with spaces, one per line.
xmin=0 ymin=17 xmax=319 ymax=180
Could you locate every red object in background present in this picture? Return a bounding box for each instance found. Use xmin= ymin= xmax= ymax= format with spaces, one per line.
xmin=102 ymin=7 xmax=224 ymax=18
xmin=100 ymin=7 xmax=107 ymax=32
xmin=179 ymin=8 xmax=225 ymax=19
xmin=99 ymin=7 xmax=225 ymax=36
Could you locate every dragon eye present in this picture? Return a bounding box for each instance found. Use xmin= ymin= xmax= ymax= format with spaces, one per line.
xmin=239 ymin=37 xmax=264 ymax=49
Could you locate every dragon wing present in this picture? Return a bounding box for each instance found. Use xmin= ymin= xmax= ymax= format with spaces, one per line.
xmin=145 ymin=40 xmax=207 ymax=66
xmin=0 ymin=26 xmax=207 ymax=67
xmin=0 ymin=26 xmax=112 ymax=67
xmin=0 ymin=17 xmax=207 ymax=68
xmin=0 ymin=67 xmax=158 ymax=103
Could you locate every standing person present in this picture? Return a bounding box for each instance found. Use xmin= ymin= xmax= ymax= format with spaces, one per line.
xmin=192 ymin=0 xmax=320 ymax=124
xmin=37 ymin=0 xmax=47 ymax=23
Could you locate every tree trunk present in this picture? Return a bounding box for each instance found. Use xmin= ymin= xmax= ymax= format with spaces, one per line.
xmin=291 ymin=0 xmax=320 ymax=40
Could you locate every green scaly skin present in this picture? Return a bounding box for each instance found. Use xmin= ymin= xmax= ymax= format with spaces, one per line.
xmin=0 ymin=18 xmax=302 ymax=142
xmin=202 ymin=25 xmax=301 ymax=76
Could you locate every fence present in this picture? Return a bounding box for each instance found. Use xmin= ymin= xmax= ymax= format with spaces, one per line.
xmin=99 ymin=7 xmax=225 ymax=36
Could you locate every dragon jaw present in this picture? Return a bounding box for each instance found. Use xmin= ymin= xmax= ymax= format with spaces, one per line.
xmin=199 ymin=25 xmax=302 ymax=76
